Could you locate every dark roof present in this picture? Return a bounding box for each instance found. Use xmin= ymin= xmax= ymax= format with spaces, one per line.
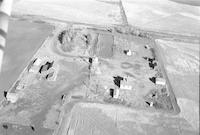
xmin=113 ymin=76 xmax=124 ymax=87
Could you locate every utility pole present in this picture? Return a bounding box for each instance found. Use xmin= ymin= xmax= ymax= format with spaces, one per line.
xmin=0 ymin=0 xmax=13 ymax=72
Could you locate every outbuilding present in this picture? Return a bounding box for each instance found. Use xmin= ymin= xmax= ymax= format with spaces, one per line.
xmin=120 ymin=78 xmax=132 ymax=90
xmin=156 ymin=78 xmax=166 ymax=86
xmin=109 ymin=88 xmax=119 ymax=99
xmin=144 ymin=45 xmax=151 ymax=49
xmin=6 ymin=93 xmax=19 ymax=103
xmin=124 ymin=50 xmax=132 ymax=56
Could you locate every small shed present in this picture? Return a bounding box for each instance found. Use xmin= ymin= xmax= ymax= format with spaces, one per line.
xmin=156 ymin=78 xmax=166 ymax=86
xmin=33 ymin=58 xmax=42 ymax=66
xmin=113 ymin=76 xmax=124 ymax=87
xmin=124 ymin=50 xmax=132 ymax=56
xmin=120 ymin=78 xmax=132 ymax=90
xmin=39 ymin=61 xmax=54 ymax=73
xmin=109 ymin=88 xmax=119 ymax=99
xmin=144 ymin=45 xmax=151 ymax=49
xmin=29 ymin=66 xmax=40 ymax=73
xmin=6 ymin=93 xmax=19 ymax=103
xmin=93 ymin=57 xmax=99 ymax=65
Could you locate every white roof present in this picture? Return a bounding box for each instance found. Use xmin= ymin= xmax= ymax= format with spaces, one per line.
xmin=34 ymin=58 xmax=42 ymax=66
xmin=127 ymin=50 xmax=132 ymax=56
xmin=6 ymin=93 xmax=19 ymax=103
xmin=156 ymin=78 xmax=166 ymax=85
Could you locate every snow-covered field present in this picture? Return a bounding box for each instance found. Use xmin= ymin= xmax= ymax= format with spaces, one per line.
xmin=13 ymin=0 xmax=123 ymax=26
xmin=12 ymin=0 xmax=200 ymax=35
xmin=13 ymin=0 xmax=200 ymax=35
xmin=156 ymin=39 xmax=199 ymax=74
xmin=156 ymin=39 xmax=199 ymax=130
xmin=122 ymin=0 xmax=200 ymax=35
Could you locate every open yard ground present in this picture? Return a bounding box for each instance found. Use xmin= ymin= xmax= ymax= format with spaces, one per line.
xmin=0 ymin=19 xmax=53 ymax=101
xmin=0 ymin=24 xmax=198 ymax=135
xmin=0 ymin=34 xmax=89 ymax=135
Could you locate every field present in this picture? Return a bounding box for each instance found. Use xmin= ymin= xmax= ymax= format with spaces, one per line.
xmin=155 ymin=39 xmax=199 ymax=130
xmin=12 ymin=0 xmax=200 ymax=36
xmin=57 ymin=102 xmax=197 ymax=135
xmin=122 ymin=0 xmax=200 ymax=35
xmin=169 ymin=0 xmax=200 ymax=6
xmin=13 ymin=0 xmax=123 ymax=26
